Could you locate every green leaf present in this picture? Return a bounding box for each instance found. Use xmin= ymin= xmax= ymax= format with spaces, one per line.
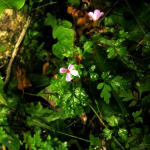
xmin=89 ymin=134 xmax=101 ymax=148
xmin=105 ymin=84 xmax=111 ymax=91
xmin=52 ymin=43 xmax=65 ymax=59
xmin=101 ymin=71 xmax=110 ymax=80
xmin=0 ymin=92 xmax=7 ymax=106
xmin=0 ymin=75 xmax=7 ymax=105
xmin=2 ymin=135 xmax=21 ymax=150
xmin=110 ymin=76 xmax=128 ymax=92
xmin=0 ymin=107 xmax=8 ymax=124
xmin=52 ymin=26 xmax=74 ymax=59
xmin=119 ymin=89 xmax=136 ymax=102
xmin=62 ymin=90 xmax=72 ymax=102
xmin=118 ymin=128 xmax=128 ymax=141
xmin=0 ymin=128 xmax=8 ymax=143
xmin=83 ymin=41 xmax=93 ymax=54
xmin=24 ymin=130 xmax=41 ymax=149
xmin=132 ymin=110 xmax=143 ymax=123
xmin=136 ymin=76 xmax=150 ymax=98
xmin=0 ymin=0 xmax=25 ymax=18
xmin=90 ymin=73 xmax=99 ymax=82
xmin=44 ymin=13 xmax=57 ymax=28
xmin=103 ymin=129 xmax=113 ymax=140
xmin=97 ymin=83 xmax=104 ymax=90
xmin=26 ymin=102 xmax=52 ymax=117
xmin=134 ymin=117 xmax=143 ymax=123
xmin=100 ymin=84 xmax=111 ymax=104
xmin=129 ymin=100 xmax=138 ymax=107
xmin=105 ymin=115 xmax=118 ymax=127
xmin=114 ymin=38 xmax=125 ymax=47
xmin=131 ymin=128 xmax=142 ymax=134
xmin=89 ymin=146 xmax=95 ymax=150
xmin=116 ymin=47 xmax=128 ymax=57
xmin=56 ymin=142 xmax=68 ymax=150
xmin=89 ymin=65 xmax=96 ymax=72
xmin=33 ymin=130 xmax=42 ymax=147
xmin=106 ymin=47 xmax=116 ymax=59
xmin=59 ymin=20 xmax=72 ymax=28
xmin=29 ymin=74 xmax=50 ymax=88
xmin=132 ymin=110 xmax=142 ymax=118
xmin=45 ymin=108 xmax=69 ymax=122
xmin=54 ymin=26 xmax=74 ymax=41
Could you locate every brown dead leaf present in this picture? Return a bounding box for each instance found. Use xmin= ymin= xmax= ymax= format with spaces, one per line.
xmin=16 ymin=67 xmax=32 ymax=91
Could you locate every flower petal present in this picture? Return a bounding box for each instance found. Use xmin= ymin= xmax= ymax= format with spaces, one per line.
xmin=94 ymin=9 xmax=104 ymax=20
xmin=98 ymin=12 xmax=104 ymax=19
xmin=94 ymin=9 xmax=100 ymax=20
xmin=88 ymin=12 xmax=95 ymax=20
xmin=70 ymin=70 xmax=78 ymax=76
xmin=60 ymin=68 xmax=67 ymax=73
xmin=66 ymin=73 xmax=72 ymax=82
xmin=68 ymin=64 xmax=74 ymax=71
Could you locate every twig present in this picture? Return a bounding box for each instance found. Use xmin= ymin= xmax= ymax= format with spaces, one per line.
xmin=4 ymin=16 xmax=32 ymax=89
xmin=89 ymin=104 xmax=126 ymax=150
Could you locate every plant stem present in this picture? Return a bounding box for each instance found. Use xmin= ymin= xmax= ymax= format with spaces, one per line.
xmin=89 ymin=104 xmax=107 ymax=128
xmin=89 ymin=104 xmax=126 ymax=150
xmin=4 ymin=16 xmax=32 ymax=89
xmin=31 ymin=2 xmax=57 ymax=12
xmin=32 ymin=119 xmax=90 ymax=143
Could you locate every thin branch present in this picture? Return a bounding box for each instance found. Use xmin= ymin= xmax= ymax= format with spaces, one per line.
xmin=4 ymin=16 xmax=32 ymax=89
xmin=89 ymin=104 xmax=126 ymax=150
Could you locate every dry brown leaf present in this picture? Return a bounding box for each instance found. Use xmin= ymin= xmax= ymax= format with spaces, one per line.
xmin=16 ymin=67 xmax=32 ymax=91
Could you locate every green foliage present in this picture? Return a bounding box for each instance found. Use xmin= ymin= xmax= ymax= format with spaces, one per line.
xmin=119 ymin=89 xmax=136 ymax=102
xmin=44 ymin=14 xmax=74 ymax=59
xmin=90 ymin=72 xmax=99 ymax=82
xmin=103 ymin=128 xmax=113 ymax=140
xmin=23 ymin=130 xmax=68 ymax=150
xmin=83 ymin=41 xmax=93 ymax=54
xmin=0 ymin=0 xmax=25 ymax=18
xmin=105 ymin=115 xmax=119 ymax=127
xmin=0 ymin=106 xmax=8 ymax=124
xmin=52 ymin=26 xmax=74 ymax=59
xmin=2 ymin=135 xmax=21 ymax=150
xmin=89 ymin=134 xmax=101 ymax=149
xmin=100 ymin=83 xmax=111 ymax=104
xmin=0 ymin=75 xmax=7 ymax=105
xmin=106 ymin=47 xmax=116 ymax=59
xmin=118 ymin=128 xmax=128 ymax=141
xmin=97 ymin=72 xmax=112 ymax=103
xmin=106 ymin=37 xmax=128 ymax=59
xmin=1 ymin=1 xmax=150 ymax=150
xmin=44 ymin=13 xmax=57 ymax=28
xmin=136 ymin=76 xmax=150 ymax=99
xmin=110 ymin=76 xmax=129 ymax=92
xmin=40 ymin=74 xmax=90 ymax=117
xmin=26 ymin=102 xmax=68 ymax=123
xmin=132 ymin=110 xmax=143 ymax=123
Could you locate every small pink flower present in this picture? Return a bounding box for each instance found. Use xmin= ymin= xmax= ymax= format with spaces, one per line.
xmin=60 ymin=64 xmax=78 ymax=82
xmin=88 ymin=9 xmax=104 ymax=21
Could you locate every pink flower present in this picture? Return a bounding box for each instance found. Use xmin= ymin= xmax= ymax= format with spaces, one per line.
xmin=88 ymin=9 xmax=104 ymax=21
xmin=60 ymin=64 xmax=78 ymax=82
